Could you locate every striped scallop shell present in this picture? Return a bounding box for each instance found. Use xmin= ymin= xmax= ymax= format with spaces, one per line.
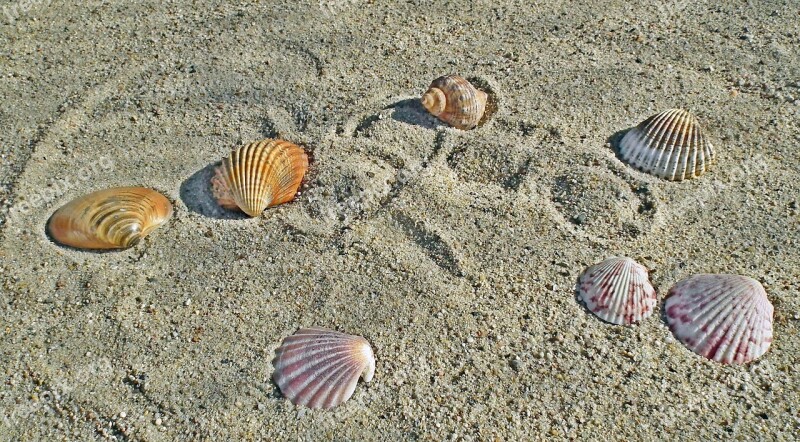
xmin=272 ymin=327 xmax=375 ymax=410
xmin=211 ymin=139 xmax=308 ymax=217
xmin=665 ymin=274 xmax=774 ymax=364
xmin=618 ymin=109 xmax=715 ymax=181
xmin=421 ymin=75 xmax=487 ymax=130
xmin=578 ymin=257 xmax=657 ymax=325
xmin=47 ymin=187 xmax=172 ymax=250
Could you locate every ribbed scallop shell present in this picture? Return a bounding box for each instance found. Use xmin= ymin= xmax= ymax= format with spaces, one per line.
xmin=210 ymin=139 xmax=308 ymax=217
xmin=272 ymin=327 xmax=375 ymax=410
xmin=665 ymin=274 xmax=774 ymax=364
xmin=578 ymin=257 xmax=657 ymax=325
xmin=618 ymin=109 xmax=715 ymax=181
xmin=421 ymin=75 xmax=487 ymax=130
xmin=47 ymin=187 xmax=172 ymax=250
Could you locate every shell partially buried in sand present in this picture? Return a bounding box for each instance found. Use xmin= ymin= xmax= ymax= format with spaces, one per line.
xmin=665 ymin=274 xmax=773 ymax=365
xmin=47 ymin=187 xmax=173 ymax=250
xmin=211 ymin=139 xmax=308 ymax=217
xmin=578 ymin=257 xmax=657 ymax=325
xmin=617 ymin=108 xmax=715 ymax=181
xmin=272 ymin=327 xmax=376 ymax=410
xmin=421 ymin=75 xmax=487 ymax=130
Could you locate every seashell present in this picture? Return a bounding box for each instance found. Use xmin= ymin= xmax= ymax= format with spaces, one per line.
xmin=577 ymin=257 xmax=657 ymax=325
xmin=421 ymin=75 xmax=487 ymax=130
xmin=47 ymin=187 xmax=172 ymax=250
xmin=272 ymin=327 xmax=375 ymax=410
xmin=617 ymin=108 xmax=715 ymax=181
xmin=210 ymin=139 xmax=308 ymax=217
xmin=665 ymin=274 xmax=773 ymax=364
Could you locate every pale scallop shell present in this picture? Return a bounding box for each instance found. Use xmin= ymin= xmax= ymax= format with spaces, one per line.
xmin=272 ymin=327 xmax=375 ymax=410
xmin=665 ymin=274 xmax=774 ymax=364
xmin=618 ymin=109 xmax=715 ymax=181
xmin=578 ymin=257 xmax=657 ymax=325
xmin=47 ymin=187 xmax=173 ymax=250
xmin=421 ymin=75 xmax=487 ymax=130
xmin=211 ymin=139 xmax=308 ymax=217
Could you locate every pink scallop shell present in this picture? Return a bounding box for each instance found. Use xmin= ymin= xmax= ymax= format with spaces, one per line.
xmin=578 ymin=257 xmax=656 ymax=325
xmin=272 ymin=327 xmax=375 ymax=409
xmin=665 ymin=274 xmax=774 ymax=364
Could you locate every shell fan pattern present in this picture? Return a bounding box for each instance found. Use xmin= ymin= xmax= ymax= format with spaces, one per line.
xmin=617 ymin=108 xmax=715 ymax=181
xmin=272 ymin=327 xmax=376 ymax=410
xmin=47 ymin=187 xmax=173 ymax=250
xmin=578 ymin=257 xmax=657 ymax=325
xmin=665 ymin=274 xmax=774 ymax=365
xmin=421 ymin=75 xmax=487 ymax=130
xmin=211 ymin=139 xmax=308 ymax=217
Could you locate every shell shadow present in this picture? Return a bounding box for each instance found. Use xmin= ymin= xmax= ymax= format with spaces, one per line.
xmin=388 ymin=98 xmax=441 ymax=130
xmin=607 ymin=128 xmax=631 ymax=162
xmin=573 ymin=277 xmax=607 ymax=324
xmin=180 ymin=163 xmax=248 ymax=220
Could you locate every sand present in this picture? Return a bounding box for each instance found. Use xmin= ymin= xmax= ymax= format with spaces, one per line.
xmin=1 ymin=0 xmax=799 ymax=440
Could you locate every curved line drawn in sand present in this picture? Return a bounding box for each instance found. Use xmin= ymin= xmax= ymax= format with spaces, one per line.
xmin=277 ymin=38 xmax=326 ymax=78
xmin=318 ymin=0 xmax=365 ymax=18
xmin=608 ymin=127 xmax=772 ymax=236
xmin=3 ymin=358 xmax=113 ymax=430
xmin=340 ymin=94 xmax=431 ymax=137
xmin=10 ymin=156 xmax=116 ymax=216
xmin=391 ymin=210 xmax=464 ymax=278
xmin=2 ymin=0 xmax=52 ymax=24
xmin=645 ymin=153 xmax=771 ymax=234
xmin=5 ymin=60 xmax=151 ymax=229
xmin=655 ymin=0 xmax=696 ymax=23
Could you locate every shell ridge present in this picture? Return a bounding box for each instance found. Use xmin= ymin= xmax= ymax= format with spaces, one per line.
xmin=642 ymin=110 xmax=675 ymax=172
xmin=665 ymin=274 xmax=773 ymax=364
xmin=311 ymin=362 xmax=362 ymax=409
xmin=252 ymin=141 xmax=277 ymax=211
xmin=322 ymin=365 xmax=363 ymax=409
xmin=619 ymin=109 xmax=713 ymax=180
xmin=578 ymin=257 xmax=654 ymax=325
xmin=276 ymin=345 xmax=357 ymax=370
xmin=286 ymin=353 xmax=355 ymax=408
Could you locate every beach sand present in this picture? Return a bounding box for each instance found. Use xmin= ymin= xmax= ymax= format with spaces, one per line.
xmin=1 ymin=1 xmax=799 ymax=440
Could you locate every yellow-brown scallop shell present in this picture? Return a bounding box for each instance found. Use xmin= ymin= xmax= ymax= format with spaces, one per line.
xmin=421 ymin=75 xmax=487 ymax=130
xmin=47 ymin=187 xmax=173 ymax=250
xmin=210 ymin=139 xmax=308 ymax=217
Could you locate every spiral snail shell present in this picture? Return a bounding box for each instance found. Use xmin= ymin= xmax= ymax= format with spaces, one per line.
xmin=421 ymin=75 xmax=487 ymax=130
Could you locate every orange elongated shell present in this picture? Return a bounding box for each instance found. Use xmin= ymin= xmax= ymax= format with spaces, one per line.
xmin=421 ymin=75 xmax=487 ymax=130
xmin=272 ymin=327 xmax=376 ymax=410
xmin=47 ymin=187 xmax=173 ymax=250
xmin=210 ymin=139 xmax=308 ymax=217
